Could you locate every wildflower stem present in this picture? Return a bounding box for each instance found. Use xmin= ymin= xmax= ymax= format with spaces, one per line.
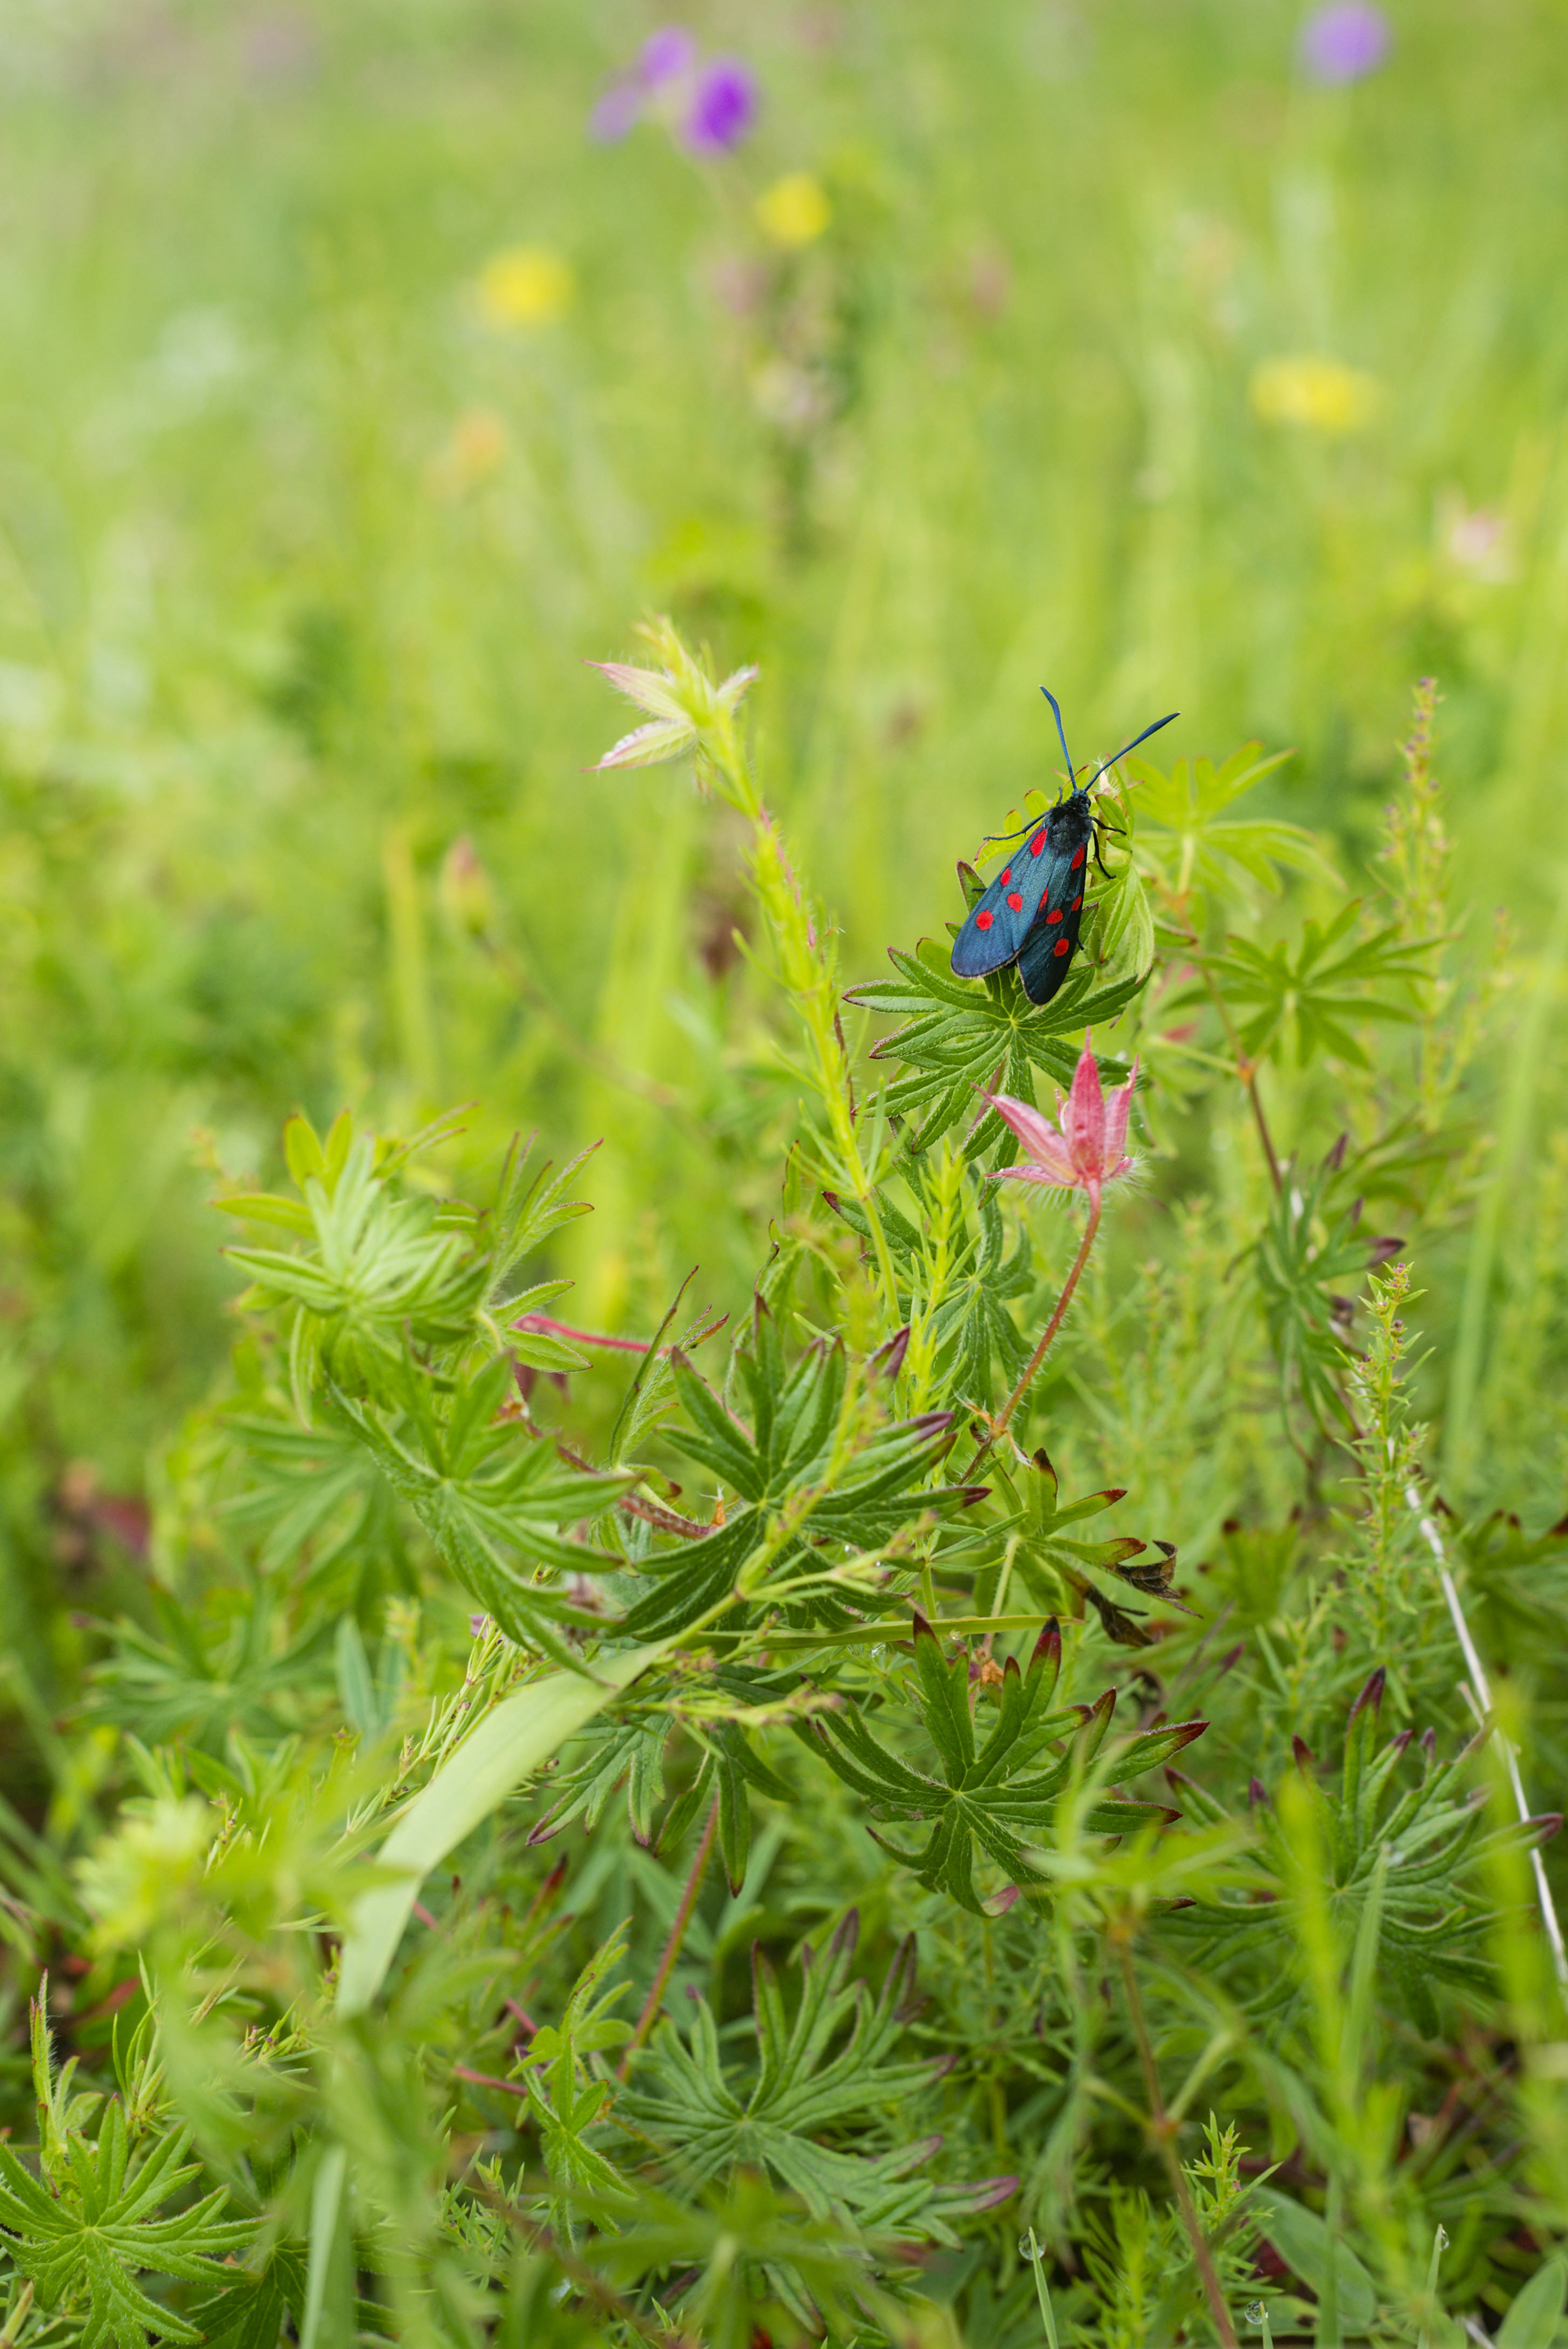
xmin=971 ymin=1194 xmax=1101 ymax=1475
xmin=714 ymin=728 xmax=900 ymax=1319
xmin=1117 ymin=1943 xmax=1239 ymax=2349
xmin=618 ymin=1794 xmax=721 ymax=2077
xmin=1239 ymin=1061 xmax=1283 ymax=1193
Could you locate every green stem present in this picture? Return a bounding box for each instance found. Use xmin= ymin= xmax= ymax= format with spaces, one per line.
xmin=1020 ymin=2229 xmax=1061 ymax=2348
xmin=971 ymin=1192 xmax=1102 ymax=1477
xmin=617 ymin=1795 xmax=719 ymax=2078
xmin=706 ymin=713 xmax=901 ymax=1322
xmin=1118 ymin=1944 xmax=1238 ymax=2349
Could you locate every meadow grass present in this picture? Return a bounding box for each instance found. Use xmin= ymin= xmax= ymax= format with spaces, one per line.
xmin=1 ymin=4 xmax=1567 ymax=2344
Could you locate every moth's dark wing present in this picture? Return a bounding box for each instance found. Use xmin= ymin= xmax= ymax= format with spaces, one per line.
xmin=949 ymin=825 xmax=1057 ymax=977
xmin=1013 ymin=813 xmax=1091 ymax=1004
xmin=1017 ymin=895 xmax=1087 ymax=1005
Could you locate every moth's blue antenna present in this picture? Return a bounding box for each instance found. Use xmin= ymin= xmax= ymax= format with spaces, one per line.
xmin=1089 ymin=710 xmax=1178 ymax=789
xmin=1039 ymin=686 xmax=1076 ymax=783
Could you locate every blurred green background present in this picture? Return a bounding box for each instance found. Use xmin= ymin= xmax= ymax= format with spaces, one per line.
xmin=2 ymin=0 xmax=1565 ymax=1527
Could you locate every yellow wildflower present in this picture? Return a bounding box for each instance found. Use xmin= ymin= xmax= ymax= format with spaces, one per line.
xmin=1249 ymin=354 xmax=1382 ymax=433
xmin=756 ymin=171 xmax=831 ymax=248
xmin=475 ymin=245 xmax=574 ymax=327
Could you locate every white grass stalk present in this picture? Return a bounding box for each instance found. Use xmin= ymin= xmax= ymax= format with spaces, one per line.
xmin=1406 ymin=1484 xmax=1568 ymax=1986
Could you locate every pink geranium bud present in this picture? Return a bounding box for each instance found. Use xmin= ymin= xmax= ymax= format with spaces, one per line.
xmin=983 ymin=1041 xmax=1137 ymax=1207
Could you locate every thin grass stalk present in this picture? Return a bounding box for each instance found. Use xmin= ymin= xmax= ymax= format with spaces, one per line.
xmin=1406 ymin=1484 xmax=1568 ymax=1987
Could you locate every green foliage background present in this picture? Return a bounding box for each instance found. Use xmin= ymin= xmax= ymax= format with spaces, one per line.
xmin=2 ymin=2 xmax=1568 ymax=2345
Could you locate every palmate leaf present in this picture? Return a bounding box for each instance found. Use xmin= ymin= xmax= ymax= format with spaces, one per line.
xmin=325 ymin=1354 xmax=633 ymax=1665
xmin=591 ymin=2170 xmax=926 ymax=2346
xmin=528 ymin=1715 xmax=672 ymax=1848
xmin=845 ymin=838 xmax=1154 ymax=1157
xmin=619 ymin=1912 xmax=1014 ymax=2241
xmin=515 ymin=1927 xmax=635 ymax=2243
xmin=1447 ymin=1504 xmax=1568 ymax=1647
xmin=1165 ymin=1669 xmax=1562 ymax=2037
xmin=1206 ymin=899 xmax=1439 ymax=1071
xmin=485 ymin=1135 xmax=598 ymax=1303
xmin=184 ymin=2264 xmax=296 ymax=2349
xmin=218 ymin=1409 xmax=395 ymax=1580
xmin=0 ymin=2099 xmax=254 ymax=2349
xmin=220 ymin=1134 xmax=488 ymax=1406
xmin=938 ymin=1449 xmax=1194 ymax=1642
xmin=1252 ymin=1143 xmax=1400 ymax=1433
xmin=531 ymin=1667 xmax=794 ymax=1890
xmin=89 ymin=1589 xmax=334 ymax=1749
xmin=1127 ymin=742 xmax=1334 ymax=906
xmin=617 ymin=1304 xmax=984 ymax=1642
xmin=826 ymin=1161 xmax=1034 ymax=1407
xmin=807 ymin=1616 xmax=1207 ymax=1916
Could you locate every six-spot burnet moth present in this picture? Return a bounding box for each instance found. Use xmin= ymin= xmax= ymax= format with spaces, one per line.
xmin=950 ymin=691 xmax=1178 ymax=1006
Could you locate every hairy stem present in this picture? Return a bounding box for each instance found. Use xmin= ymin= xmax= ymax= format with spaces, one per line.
xmin=618 ymin=1795 xmax=720 ymax=2077
xmin=1118 ymin=1944 xmax=1238 ymax=2349
xmin=971 ymin=1193 xmax=1101 ymax=1476
xmin=702 ymin=707 xmax=901 ymax=1321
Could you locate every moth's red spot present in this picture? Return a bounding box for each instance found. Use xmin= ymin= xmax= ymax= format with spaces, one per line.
xmin=1030 ymin=830 xmax=1047 ymax=856
xmin=1070 ymin=846 xmax=1086 ymax=870
xmin=1046 ymin=908 xmax=1063 ymax=924
xmin=1007 ymin=891 xmax=1024 ymax=911
xmin=1053 ymin=936 xmax=1071 ymax=958
xmin=1000 ymin=867 xmax=1012 ymax=885
xmin=1071 ymin=894 xmax=1083 ymax=910
xmin=976 ymin=909 xmax=994 ymax=931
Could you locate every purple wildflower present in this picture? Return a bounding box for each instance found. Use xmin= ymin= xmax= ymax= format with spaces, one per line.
xmin=641 ymin=25 xmax=697 ymax=84
xmin=588 ymin=80 xmax=644 ymax=142
xmin=1300 ymin=1 xmax=1391 ymax=83
xmin=683 ymin=57 xmax=757 ymax=152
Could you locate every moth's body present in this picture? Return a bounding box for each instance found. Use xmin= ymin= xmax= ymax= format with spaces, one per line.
xmin=949 ymin=694 xmax=1176 ymax=1007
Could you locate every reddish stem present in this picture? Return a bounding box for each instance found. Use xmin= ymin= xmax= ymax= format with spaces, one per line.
xmin=513 ymin=1314 xmax=650 ymax=1354
xmin=971 ymin=1193 xmax=1102 ymax=1477
xmin=453 ymin=2064 xmax=529 ymax=2097
xmin=617 ymin=1796 xmax=720 ymax=2079
xmin=1118 ymin=1943 xmax=1238 ymax=2348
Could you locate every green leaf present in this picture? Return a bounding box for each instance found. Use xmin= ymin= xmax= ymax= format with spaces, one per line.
xmin=1497 ymin=2259 xmax=1568 ymax=2348
xmin=516 ymin=1928 xmax=634 ymax=2242
xmin=211 ymin=1192 xmax=315 ymax=1235
xmin=1252 ymin=1145 xmax=1389 ymax=1435
xmin=1129 ymin=742 xmax=1335 ymax=905
xmin=619 ymin=1308 xmax=981 ymax=1640
xmin=226 ymin=1135 xmax=488 ymax=1404
xmin=620 ymin=1914 xmax=1013 ymax=2243
xmin=1250 ymin=2188 xmax=1378 ymax=2331
xmin=336 ymin=1645 xmax=664 ymax=2016
xmin=220 ymin=1409 xmax=392 ymax=1581
xmin=0 ymin=2100 xmax=253 ymax=2349
xmin=324 ymin=1359 xmax=633 ymax=1659
xmin=1167 ymin=1687 xmax=1525 ymax=2035
xmin=488 ymin=1137 xmax=599 ymax=1300
xmin=809 ymin=1616 xmax=1201 ymax=1915
xmin=186 ymin=2264 xmax=292 ymax=2349
xmin=1204 ymin=900 xmax=1439 ymax=1071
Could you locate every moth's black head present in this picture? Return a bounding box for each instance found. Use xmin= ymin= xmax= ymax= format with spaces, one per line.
xmin=1050 ymin=787 xmax=1096 ymax=848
